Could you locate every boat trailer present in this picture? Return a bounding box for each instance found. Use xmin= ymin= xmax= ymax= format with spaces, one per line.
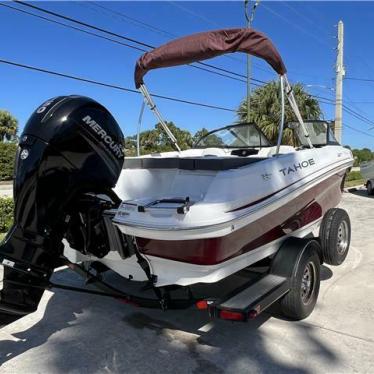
xmin=1 ymin=237 xmax=325 ymax=322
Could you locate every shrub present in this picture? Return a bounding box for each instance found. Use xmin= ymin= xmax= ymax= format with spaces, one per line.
xmin=0 ymin=142 xmax=17 ymax=181
xmin=346 ymin=170 xmax=363 ymax=181
xmin=0 ymin=197 xmax=14 ymax=233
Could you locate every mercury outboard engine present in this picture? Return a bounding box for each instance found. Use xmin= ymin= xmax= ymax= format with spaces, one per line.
xmin=0 ymin=96 xmax=124 ymax=315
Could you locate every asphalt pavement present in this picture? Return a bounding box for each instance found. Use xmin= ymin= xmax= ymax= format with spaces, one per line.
xmin=0 ymin=189 xmax=373 ymax=373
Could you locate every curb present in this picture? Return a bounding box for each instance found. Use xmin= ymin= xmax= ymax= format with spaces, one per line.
xmin=344 ymin=184 xmax=365 ymax=193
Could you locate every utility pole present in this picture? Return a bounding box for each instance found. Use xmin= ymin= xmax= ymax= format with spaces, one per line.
xmin=244 ymin=0 xmax=260 ymax=123
xmin=334 ymin=20 xmax=345 ymax=143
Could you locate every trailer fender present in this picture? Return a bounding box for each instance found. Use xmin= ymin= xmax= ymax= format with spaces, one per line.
xmin=270 ymin=237 xmax=322 ymax=278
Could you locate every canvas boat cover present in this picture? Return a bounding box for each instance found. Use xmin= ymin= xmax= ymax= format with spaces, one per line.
xmin=135 ymin=28 xmax=286 ymax=88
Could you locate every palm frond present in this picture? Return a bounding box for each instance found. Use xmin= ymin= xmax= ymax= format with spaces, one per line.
xmin=237 ymin=81 xmax=321 ymax=145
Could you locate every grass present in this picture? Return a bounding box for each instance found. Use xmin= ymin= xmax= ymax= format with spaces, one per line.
xmin=0 ymin=233 xmax=5 ymax=241
xmin=345 ymin=179 xmax=365 ymax=188
xmin=344 ymin=170 xmax=365 ymax=188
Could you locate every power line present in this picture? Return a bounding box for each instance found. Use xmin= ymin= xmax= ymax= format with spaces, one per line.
xmin=343 ymin=105 xmax=374 ymax=128
xmin=0 ymin=58 xmax=237 ymax=113
xmin=86 ymin=1 xmax=269 ymax=82
xmin=344 ymin=123 xmax=374 ymax=138
xmin=260 ymin=2 xmax=331 ymax=48
xmin=308 ymin=94 xmax=334 ymax=103
xmin=8 ymin=1 xmax=341 ymax=87
xmin=341 ymin=72 xmax=374 ymax=112
xmin=3 ymin=2 xmax=373 ymax=134
xmin=12 ymin=0 xmax=263 ymax=84
xmin=310 ymin=94 xmax=371 ymax=122
xmin=344 ymin=92 xmax=374 ymax=126
xmin=0 ymin=55 xmax=365 ymax=122
xmin=2 ymin=57 xmax=374 ymax=138
xmin=9 ymin=1 xmax=328 ymax=86
xmin=346 ymin=77 xmax=374 ymax=83
xmin=344 ymin=101 xmax=374 ymax=104
xmin=346 ymin=51 xmax=374 ymax=86
xmin=0 ymin=2 xmax=147 ymax=52
xmin=169 ymin=1 xmax=222 ymax=28
xmin=13 ymin=0 xmax=152 ymax=47
xmin=309 ymin=94 xmax=374 ymax=128
xmin=343 ymin=107 xmax=374 ymax=128
xmin=166 ymin=0 xmax=274 ymax=75
xmin=311 ymin=94 xmax=374 ymax=133
xmin=280 ymin=1 xmax=332 ymax=40
xmin=307 ymin=93 xmax=374 ymax=134
xmin=86 ymin=1 xmax=175 ymax=39
xmin=0 ymin=56 xmax=350 ymax=118
xmin=310 ymin=94 xmax=374 ymax=123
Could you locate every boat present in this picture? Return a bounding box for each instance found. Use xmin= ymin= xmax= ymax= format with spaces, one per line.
xmin=0 ymin=28 xmax=354 ymax=321
xmin=360 ymin=160 xmax=374 ymax=195
xmin=110 ymin=28 xmax=353 ymax=286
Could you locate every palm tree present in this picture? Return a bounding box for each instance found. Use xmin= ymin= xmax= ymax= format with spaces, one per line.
xmin=237 ymin=81 xmax=322 ymax=145
xmin=0 ymin=110 xmax=18 ymax=142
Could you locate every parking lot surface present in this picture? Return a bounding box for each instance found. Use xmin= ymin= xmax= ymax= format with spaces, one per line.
xmin=0 ymin=190 xmax=373 ymax=373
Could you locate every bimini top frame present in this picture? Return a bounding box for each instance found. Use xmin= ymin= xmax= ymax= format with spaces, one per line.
xmin=134 ymin=28 xmax=313 ymax=154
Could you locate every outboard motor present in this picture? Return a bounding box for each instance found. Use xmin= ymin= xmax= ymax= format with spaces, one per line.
xmin=0 ymin=96 xmax=124 ymax=315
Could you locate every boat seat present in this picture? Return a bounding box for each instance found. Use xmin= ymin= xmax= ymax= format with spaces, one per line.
xmin=123 ymin=157 xmax=266 ymax=171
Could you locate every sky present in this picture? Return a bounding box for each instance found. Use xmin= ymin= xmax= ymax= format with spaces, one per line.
xmin=0 ymin=1 xmax=374 ymax=150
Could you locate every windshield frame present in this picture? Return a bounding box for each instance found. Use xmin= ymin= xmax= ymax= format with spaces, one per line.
xmin=193 ymin=123 xmax=274 ymax=149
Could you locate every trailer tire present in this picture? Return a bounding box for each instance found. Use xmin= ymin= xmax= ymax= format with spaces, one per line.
xmin=279 ymin=243 xmax=320 ymax=320
xmin=319 ymin=208 xmax=351 ymax=266
xmin=368 ymin=181 xmax=374 ymax=196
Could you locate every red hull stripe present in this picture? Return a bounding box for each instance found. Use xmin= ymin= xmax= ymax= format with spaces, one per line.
xmin=137 ymin=174 xmax=342 ymax=265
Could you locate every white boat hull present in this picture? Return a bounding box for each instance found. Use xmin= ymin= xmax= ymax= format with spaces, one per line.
xmin=113 ymin=146 xmax=352 ymax=241
xmin=63 ymin=144 xmax=353 ymax=287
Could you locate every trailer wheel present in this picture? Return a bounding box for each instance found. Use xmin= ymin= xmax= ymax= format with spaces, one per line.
xmin=319 ymin=208 xmax=351 ymax=265
xmin=279 ymin=242 xmax=321 ymax=320
xmin=367 ymin=181 xmax=374 ymax=196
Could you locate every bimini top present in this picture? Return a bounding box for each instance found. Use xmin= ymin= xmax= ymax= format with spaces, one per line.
xmin=134 ymin=28 xmax=286 ymax=88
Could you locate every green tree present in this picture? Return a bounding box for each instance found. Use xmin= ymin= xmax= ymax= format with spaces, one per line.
xmin=124 ymin=134 xmax=136 ymax=156
xmin=352 ymin=148 xmax=374 ymax=166
xmin=192 ymin=128 xmax=210 ymax=146
xmin=237 ymin=81 xmax=322 ymax=145
xmin=156 ymin=122 xmax=193 ymax=151
xmin=0 ymin=110 xmax=18 ymax=142
xmin=192 ymin=127 xmax=226 ymax=147
xmin=125 ymin=122 xmax=193 ymax=156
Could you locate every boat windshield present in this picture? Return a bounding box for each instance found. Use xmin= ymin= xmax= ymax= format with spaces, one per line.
xmin=288 ymin=121 xmax=339 ymax=147
xmin=194 ymin=123 xmax=272 ymax=149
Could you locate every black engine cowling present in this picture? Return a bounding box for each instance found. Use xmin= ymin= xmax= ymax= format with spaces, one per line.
xmin=0 ymin=95 xmax=124 ymax=315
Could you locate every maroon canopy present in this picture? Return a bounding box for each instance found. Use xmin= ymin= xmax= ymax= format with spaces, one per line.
xmin=135 ymin=28 xmax=286 ymax=88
